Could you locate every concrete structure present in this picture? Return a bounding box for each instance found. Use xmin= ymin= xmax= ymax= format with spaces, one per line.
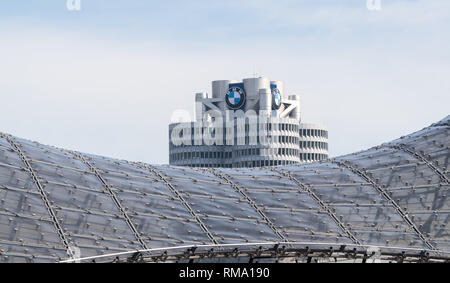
xmin=299 ymin=123 xmax=329 ymax=163
xmin=169 ymin=77 xmax=328 ymax=168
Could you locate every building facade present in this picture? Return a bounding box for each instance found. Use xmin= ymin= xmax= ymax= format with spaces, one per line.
xmin=299 ymin=123 xmax=329 ymax=163
xmin=169 ymin=77 xmax=328 ymax=168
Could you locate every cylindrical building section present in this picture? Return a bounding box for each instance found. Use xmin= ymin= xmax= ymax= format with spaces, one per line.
xmin=288 ymin=95 xmax=301 ymax=122
xmin=298 ymin=123 xmax=329 ymax=163
xmin=270 ymin=80 xmax=284 ymax=99
xmin=243 ymin=77 xmax=270 ymax=111
xmin=171 ymin=78 xmax=329 ymax=169
xmin=212 ymin=80 xmax=237 ymax=98
xmin=195 ymin=92 xmax=208 ymax=122
xmin=259 ymin=88 xmax=272 ymax=116
xmin=212 ymin=80 xmax=238 ymax=111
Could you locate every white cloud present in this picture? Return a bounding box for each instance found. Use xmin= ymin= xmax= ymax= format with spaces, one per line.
xmin=0 ymin=0 xmax=449 ymax=163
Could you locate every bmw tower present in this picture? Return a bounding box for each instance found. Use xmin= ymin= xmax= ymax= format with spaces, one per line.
xmin=169 ymin=77 xmax=328 ymax=168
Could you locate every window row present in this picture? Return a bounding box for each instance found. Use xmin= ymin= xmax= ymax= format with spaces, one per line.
xmin=182 ymin=160 xmax=299 ymax=169
xmin=170 ymin=146 xmax=301 ymax=162
xmin=242 ymin=123 xmax=300 ymax=135
xmin=234 ymin=160 xmax=299 ymax=168
xmin=170 ymin=134 xmax=300 ymax=149
xmin=277 ymin=135 xmax=299 ymax=144
xmin=236 ymin=148 xmax=299 ymax=157
xmin=299 ymin=141 xmax=328 ymax=150
xmin=170 ymin=151 xmax=232 ymax=162
xmin=266 ymin=123 xmax=299 ymax=132
xmin=299 ymin=153 xmax=328 ymax=162
xmin=299 ymin=129 xmax=328 ymax=138
xmin=186 ymin=164 xmax=233 ymax=168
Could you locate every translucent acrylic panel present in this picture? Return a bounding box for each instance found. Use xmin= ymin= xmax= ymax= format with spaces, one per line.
xmin=101 ymin=171 xmax=173 ymax=199
xmin=223 ymin=172 xmax=301 ymax=193
xmin=42 ymin=182 xmax=118 ymax=213
xmin=0 ymin=214 xmax=67 ymax=261
xmin=224 ymin=169 xmax=317 ymax=204
xmin=152 ymin=166 xmax=281 ymax=243
xmin=329 ymin=204 xmax=427 ymax=249
xmin=389 ymin=124 xmax=449 ymax=156
xmin=131 ymin=214 xmax=212 ymax=247
xmin=0 ymin=144 xmax=22 ymax=167
xmin=0 ymin=163 xmax=37 ymax=193
xmin=284 ymin=163 xmax=429 ymax=249
xmin=282 ymin=231 xmax=351 ymax=244
xmin=183 ymin=195 xmax=261 ymax=220
xmin=388 ymin=185 xmax=449 ymax=211
xmin=114 ymin=188 xmax=198 ymax=223
xmin=407 ymin=128 xmax=449 ymax=151
xmin=308 ymin=185 xmax=384 ymax=204
xmin=1 ymin=244 xmax=66 ymax=263
xmin=341 ymin=147 xmax=445 ymax=187
xmin=343 ymin=157 xmax=447 ymax=247
xmin=224 ymin=167 xmax=352 ymax=244
xmin=283 ymin=167 xmax=364 ymax=187
xmin=157 ymin=166 xmax=221 ymax=183
xmin=365 ymin=163 xmax=441 ymax=188
xmin=29 ymin=161 xmax=104 ymax=192
xmin=0 ymin=187 xmax=49 ymax=216
xmin=200 ymin=216 xmax=280 ymax=244
xmin=0 ymin=214 xmax=64 ymax=247
xmin=240 ymin=188 xmax=320 ymax=212
xmin=281 ymin=162 xmax=336 ymax=172
xmin=16 ymin=139 xmax=88 ymax=171
xmin=86 ymin=155 xmax=160 ymax=178
xmin=350 ymin=230 xmax=426 ymax=248
xmin=217 ymin=167 xmax=278 ymax=178
xmin=424 ymin=148 xmax=449 ymax=175
xmin=263 ymin=209 xmax=343 ymax=235
xmin=82 ymin=154 xmax=136 ymax=173
xmin=172 ymin=180 xmax=239 ymax=200
xmin=410 ymin=211 xmax=449 ymax=247
xmin=17 ymin=160 xmax=144 ymax=258
xmin=397 ymin=127 xmax=449 ymax=178
xmin=330 ymin=205 xmax=406 ymax=230
xmin=0 ymin=137 xmax=12 ymax=149
xmin=169 ymin=180 xmax=236 ymax=200
xmin=54 ymin=208 xmax=141 ymax=258
xmin=109 ymin=190 xmax=213 ymax=245
xmin=85 ymin=159 xmax=214 ymax=247
xmin=340 ymin=148 xmax=414 ymax=170
xmin=434 ymin=241 xmax=450 ymax=252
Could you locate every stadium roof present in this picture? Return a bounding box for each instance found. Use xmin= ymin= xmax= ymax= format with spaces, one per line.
xmin=0 ymin=116 xmax=448 ymax=263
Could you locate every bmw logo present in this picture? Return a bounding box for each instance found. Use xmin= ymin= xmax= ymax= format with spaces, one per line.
xmin=272 ymin=88 xmax=282 ymax=110
xmin=226 ymin=87 xmax=246 ymax=110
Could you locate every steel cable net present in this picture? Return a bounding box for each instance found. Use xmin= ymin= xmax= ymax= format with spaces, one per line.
xmin=0 ymin=116 xmax=448 ymax=263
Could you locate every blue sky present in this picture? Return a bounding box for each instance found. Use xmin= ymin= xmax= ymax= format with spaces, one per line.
xmin=0 ymin=0 xmax=449 ymax=164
